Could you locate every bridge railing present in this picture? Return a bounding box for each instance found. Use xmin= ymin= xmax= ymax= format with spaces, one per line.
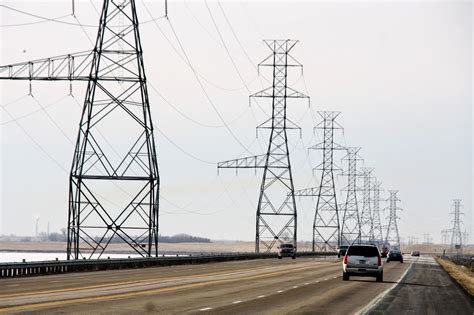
xmin=0 ymin=251 xmax=337 ymax=278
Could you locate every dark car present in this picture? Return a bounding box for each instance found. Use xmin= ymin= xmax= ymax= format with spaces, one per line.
xmin=411 ymin=250 xmax=420 ymax=257
xmin=338 ymin=245 xmax=349 ymax=258
xmin=387 ymin=250 xmax=403 ymax=263
xmin=278 ymin=243 xmax=296 ymax=259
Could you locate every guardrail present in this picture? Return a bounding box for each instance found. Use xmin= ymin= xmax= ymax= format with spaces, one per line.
xmin=0 ymin=251 xmax=337 ymax=278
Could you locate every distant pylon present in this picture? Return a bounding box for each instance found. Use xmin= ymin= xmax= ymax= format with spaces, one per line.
xmin=384 ymin=190 xmax=402 ymax=249
xmin=340 ymin=147 xmax=362 ymax=246
xmin=218 ymin=40 xmax=309 ymax=253
xmin=450 ymin=199 xmax=464 ymax=253
xmin=359 ymin=167 xmax=374 ymax=243
xmin=294 ymin=111 xmax=345 ymax=252
xmin=441 ymin=229 xmax=451 ymax=245
xmin=371 ymin=180 xmax=384 ymax=245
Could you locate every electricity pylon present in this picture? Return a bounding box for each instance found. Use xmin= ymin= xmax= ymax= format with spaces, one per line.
xmin=0 ymin=0 xmax=160 ymax=259
xmin=450 ymin=199 xmax=464 ymax=253
xmin=294 ymin=111 xmax=344 ymax=252
xmin=340 ymin=147 xmax=362 ymax=246
xmin=441 ymin=229 xmax=451 ymax=245
xmin=218 ymin=40 xmax=309 ymax=253
xmin=384 ymin=190 xmax=402 ymax=249
xmin=371 ymin=180 xmax=384 ymax=246
xmin=359 ymin=167 xmax=374 ymax=243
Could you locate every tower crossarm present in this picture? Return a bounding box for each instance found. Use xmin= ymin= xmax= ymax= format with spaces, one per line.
xmin=0 ymin=51 xmax=94 ymax=81
xmin=294 ymin=187 xmax=319 ymax=197
xmin=217 ymin=154 xmax=267 ymax=169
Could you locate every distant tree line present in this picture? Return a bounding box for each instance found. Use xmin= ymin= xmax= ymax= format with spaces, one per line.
xmin=2 ymin=231 xmax=211 ymax=244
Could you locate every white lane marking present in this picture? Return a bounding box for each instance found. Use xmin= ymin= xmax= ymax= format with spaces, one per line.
xmin=293 ymin=286 xmax=298 ymax=289
xmin=305 ymin=282 xmax=310 ymax=285
xmin=355 ymin=263 xmax=413 ymax=315
xmin=199 ymin=307 xmax=212 ymax=311
xmin=333 ymin=276 xmax=337 ymax=279
xmin=257 ymin=295 xmax=265 ymax=298
xmin=49 ymin=280 xmax=60 ymax=283
xmin=277 ymin=290 xmax=284 ymax=293
xmin=324 ymin=278 xmax=328 ymax=281
xmin=316 ymin=280 xmax=320 ymax=283
xmin=232 ymin=300 xmax=242 ymax=304
xmin=6 ymin=284 xmax=19 ymax=287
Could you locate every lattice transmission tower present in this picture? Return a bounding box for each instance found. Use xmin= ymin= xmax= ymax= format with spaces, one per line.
xmin=371 ymin=180 xmax=384 ymax=246
xmin=0 ymin=0 xmax=160 ymax=259
xmin=218 ymin=40 xmax=309 ymax=253
xmin=294 ymin=111 xmax=344 ymax=252
xmin=450 ymin=199 xmax=464 ymax=253
xmin=359 ymin=167 xmax=375 ymax=243
xmin=340 ymin=147 xmax=362 ymax=246
xmin=384 ymin=190 xmax=402 ymax=249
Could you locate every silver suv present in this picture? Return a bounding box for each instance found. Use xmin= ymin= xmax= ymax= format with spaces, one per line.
xmin=342 ymin=244 xmax=383 ymax=282
xmin=277 ymin=243 xmax=296 ymax=259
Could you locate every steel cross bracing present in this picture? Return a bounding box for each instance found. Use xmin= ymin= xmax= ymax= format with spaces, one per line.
xmin=340 ymin=147 xmax=362 ymax=246
xmin=384 ymin=190 xmax=402 ymax=249
xmin=218 ymin=40 xmax=309 ymax=253
xmin=0 ymin=0 xmax=160 ymax=260
xmin=450 ymin=199 xmax=464 ymax=253
xmin=294 ymin=111 xmax=345 ymax=252
xmin=371 ymin=180 xmax=384 ymax=246
xmin=359 ymin=167 xmax=375 ymax=243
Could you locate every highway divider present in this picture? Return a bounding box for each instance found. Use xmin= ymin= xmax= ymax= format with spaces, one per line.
xmin=0 ymin=251 xmax=337 ymax=278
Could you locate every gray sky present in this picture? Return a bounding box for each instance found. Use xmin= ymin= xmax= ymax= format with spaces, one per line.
xmin=0 ymin=0 xmax=472 ymax=243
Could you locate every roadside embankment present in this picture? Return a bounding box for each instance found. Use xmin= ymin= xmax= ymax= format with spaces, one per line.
xmin=436 ymin=256 xmax=474 ymax=296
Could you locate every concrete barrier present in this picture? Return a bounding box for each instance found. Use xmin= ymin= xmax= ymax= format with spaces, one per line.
xmin=0 ymin=251 xmax=337 ymax=278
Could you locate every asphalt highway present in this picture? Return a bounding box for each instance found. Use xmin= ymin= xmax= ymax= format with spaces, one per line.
xmin=0 ymin=255 xmax=469 ymax=314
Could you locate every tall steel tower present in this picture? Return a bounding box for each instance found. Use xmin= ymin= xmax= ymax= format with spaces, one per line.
xmin=384 ymin=190 xmax=401 ymax=249
xmin=294 ymin=111 xmax=344 ymax=252
xmin=340 ymin=147 xmax=362 ymax=246
xmin=0 ymin=0 xmax=160 ymax=259
xmin=450 ymin=199 xmax=463 ymax=253
xmin=359 ymin=167 xmax=374 ymax=243
xmin=371 ymin=180 xmax=384 ymax=246
xmin=218 ymin=40 xmax=309 ymax=253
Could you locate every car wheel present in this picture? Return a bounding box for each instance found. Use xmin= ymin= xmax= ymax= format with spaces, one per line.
xmin=386 ymin=259 xmax=390 ymax=263
xmin=292 ymin=255 xmax=296 ymax=259
xmin=278 ymin=256 xmax=282 ymax=259
xmin=376 ymin=273 xmax=383 ymax=282
xmin=343 ymin=272 xmax=349 ymax=281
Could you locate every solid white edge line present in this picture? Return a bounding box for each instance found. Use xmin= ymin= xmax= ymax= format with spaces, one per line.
xmin=232 ymin=300 xmax=242 ymax=304
xmin=199 ymin=307 xmax=212 ymax=311
xmin=355 ymin=263 xmax=413 ymax=315
xmin=257 ymin=295 xmax=265 ymax=298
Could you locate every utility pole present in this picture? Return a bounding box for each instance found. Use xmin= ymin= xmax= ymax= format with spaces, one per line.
xmin=450 ymin=199 xmax=464 ymax=253
xmin=384 ymin=190 xmax=402 ymax=250
xmin=0 ymin=0 xmax=161 ymax=259
xmin=359 ymin=167 xmax=374 ymax=243
xmin=340 ymin=147 xmax=362 ymax=246
xmin=294 ymin=111 xmax=344 ymax=252
xmin=218 ymin=40 xmax=309 ymax=253
xmin=371 ymin=180 xmax=384 ymax=246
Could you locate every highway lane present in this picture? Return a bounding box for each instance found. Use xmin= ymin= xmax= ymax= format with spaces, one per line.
xmin=0 ymin=256 xmax=410 ymax=314
xmin=367 ymin=255 xmax=473 ymax=315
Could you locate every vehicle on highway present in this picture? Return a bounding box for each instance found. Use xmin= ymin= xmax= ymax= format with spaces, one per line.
xmin=338 ymin=245 xmax=349 ymax=258
xmin=277 ymin=243 xmax=296 ymax=259
xmin=387 ymin=250 xmax=403 ymax=263
xmin=380 ymin=246 xmax=389 ymax=258
xmin=411 ymin=250 xmax=420 ymax=257
xmin=342 ymin=244 xmax=383 ymax=282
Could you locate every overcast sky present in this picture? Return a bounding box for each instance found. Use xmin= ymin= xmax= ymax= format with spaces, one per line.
xmin=0 ymin=0 xmax=472 ymax=244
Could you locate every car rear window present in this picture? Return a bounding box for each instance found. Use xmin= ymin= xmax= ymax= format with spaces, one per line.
xmin=347 ymin=246 xmax=379 ymax=257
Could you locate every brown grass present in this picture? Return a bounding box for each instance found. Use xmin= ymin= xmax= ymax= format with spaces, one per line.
xmin=436 ymin=257 xmax=474 ymax=296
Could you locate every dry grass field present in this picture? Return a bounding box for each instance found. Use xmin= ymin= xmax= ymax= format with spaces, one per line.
xmin=436 ymin=257 xmax=474 ymax=296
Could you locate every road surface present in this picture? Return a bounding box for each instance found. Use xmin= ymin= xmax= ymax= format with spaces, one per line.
xmin=0 ymin=255 xmax=470 ymax=314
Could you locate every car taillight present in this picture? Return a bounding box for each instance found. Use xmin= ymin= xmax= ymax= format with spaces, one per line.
xmin=378 ymin=256 xmax=382 ymax=266
xmin=343 ymin=255 xmax=348 ymax=264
